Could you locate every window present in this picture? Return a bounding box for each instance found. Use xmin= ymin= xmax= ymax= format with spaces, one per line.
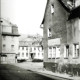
xmin=34 ymin=47 xmax=36 ymax=50
xmin=66 ymin=45 xmax=69 ymax=57
xmin=26 ymin=53 xmax=28 ymax=57
xmin=64 ymin=45 xmax=69 ymax=58
xmin=48 ymin=46 xmax=59 ymax=59
xmin=48 ymin=28 xmax=52 ymax=37
xmin=52 ymin=47 xmax=56 ymax=58
xmin=18 ymin=52 xmax=20 ymax=57
xmin=22 ymin=53 xmax=24 ymax=57
xmin=12 ymin=36 xmax=14 ymax=41
xmin=11 ymin=45 xmax=14 ymax=51
xmin=30 ymin=48 xmax=32 ymax=52
xmin=18 ymin=46 xmax=20 ymax=50
xmin=48 ymin=47 xmax=52 ymax=58
xmin=22 ymin=47 xmax=24 ymax=50
xmin=3 ymin=36 xmax=6 ymax=40
xmin=73 ymin=44 xmax=79 ymax=58
xmin=56 ymin=46 xmax=60 ymax=58
xmin=51 ymin=4 xmax=54 ymax=14
xmin=26 ymin=47 xmax=28 ymax=50
xmin=38 ymin=53 xmax=40 ymax=56
xmin=3 ymin=44 xmax=6 ymax=50
xmin=38 ymin=47 xmax=40 ymax=51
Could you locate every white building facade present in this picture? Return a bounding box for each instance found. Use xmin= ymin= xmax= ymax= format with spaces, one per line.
xmin=17 ymin=38 xmax=43 ymax=61
xmin=0 ymin=18 xmax=20 ymax=63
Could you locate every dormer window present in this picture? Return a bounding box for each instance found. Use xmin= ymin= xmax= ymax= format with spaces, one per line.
xmin=51 ymin=4 xmax=54 ymax=14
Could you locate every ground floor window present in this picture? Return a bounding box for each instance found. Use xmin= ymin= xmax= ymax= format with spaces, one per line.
xmin=26 ymin=53 xmax=28 ymax=57
xmin=22 ymin=53 xmax=24 ymax=57
xmin=48 ymin=47 xmax=52 ymax=58
xmin=73 ymin=44 xmax=79 ymax=58
xmin=48 ymin=46 xmax=60 ymax=59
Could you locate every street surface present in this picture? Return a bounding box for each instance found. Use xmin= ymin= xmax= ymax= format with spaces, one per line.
xmin=0 ymin=64 xmax=56 ymax=80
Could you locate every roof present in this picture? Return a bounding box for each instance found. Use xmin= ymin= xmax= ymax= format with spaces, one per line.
xmin=2 ymin=32 xmax=20 ymax=36
xmin=58 ymin=0 xmax=71 ymax=12
xmin=19 ymin=41 xmax=42 ymax=47
xmin=1 ymin=18 xmax=20 ymax=36
xmin=58 ymin=0 xmax=80 ymax=20
xmin=68 ymin=6 xmax=80 ymax=20
xmin=48 ymin=38 xmax=60 ymax=46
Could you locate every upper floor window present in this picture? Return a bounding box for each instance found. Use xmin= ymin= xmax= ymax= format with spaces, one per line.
xmin=11 ymin=45 xmax=14 ymax=51
xmin=26 ymin=47 xmax=28 ymax=50
xmin=48 ymin=28 xmax=52 ymax=38
xmin=3 ymin=44 xmax=6 ymax=50
xmin=30 ymin=48 xmax=32 ymax=52
xmin=73 ymin=44 xmax=79 ymax=58
xmin=3 ymin=36 xmax=6 ymax=40
xmin=34 ymin=47 xmax=36 ymax=50
xmin=51 ymin=4 xmax=54 ymax=14
xmin=38 ymin=47 xmax=40 ymax=51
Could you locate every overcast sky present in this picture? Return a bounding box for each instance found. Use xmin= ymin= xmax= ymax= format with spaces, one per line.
xmin=1 ymin=0 xmax=47 ymax=36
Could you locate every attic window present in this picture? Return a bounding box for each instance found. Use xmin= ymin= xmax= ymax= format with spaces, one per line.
xmin=51 ymin=4 xmax=54 ymax=14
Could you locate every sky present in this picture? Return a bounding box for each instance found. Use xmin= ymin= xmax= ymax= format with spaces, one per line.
xmin=1 ymin=0 xmax=47 ymax=36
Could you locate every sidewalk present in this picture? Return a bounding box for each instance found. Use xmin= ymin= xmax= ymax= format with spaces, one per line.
xmin=33 ymin=68 xmax=80 ymax=80
xmin=13 ymin=62 xmax=80 ymax=80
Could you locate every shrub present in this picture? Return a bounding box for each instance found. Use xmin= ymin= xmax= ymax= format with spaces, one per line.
xmin=32 ymin=59 xmax=43 ymax=62
xmin=17 ymin=59 xmax=26 ymax=63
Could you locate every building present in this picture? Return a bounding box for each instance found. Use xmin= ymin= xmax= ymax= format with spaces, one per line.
xmin=17 ymin=35 xmax=43 ymax=61
xmin=0 ymin=18 xmax=20 ymax=63
xmin=41 ymin=0 xmax=80 ymax=75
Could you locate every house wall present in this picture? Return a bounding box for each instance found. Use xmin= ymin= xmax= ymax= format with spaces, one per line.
xmin=2 ymin=36 xmax=19 ymax=54
xmin=18 ymin=46 xmax=30 ymax=60
xmin=18 ymin=46 xmax=43 ymax=60
xmin=43 ymin=0 xmax=68 ymax=63
xmin=0 ymin=25 xmax=2 ymax=64
xmin=43 ymin=0 xmax=80 ymax=74
xmin=2 ymin=26 xmax=12 ymax=33
xmin=67 ymin=18 xmax=80 ymax=63
xmin=33 ymin=47 xmax=43 ymax=59
xmin=0 ymin=19 xmax=20 ymax=64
